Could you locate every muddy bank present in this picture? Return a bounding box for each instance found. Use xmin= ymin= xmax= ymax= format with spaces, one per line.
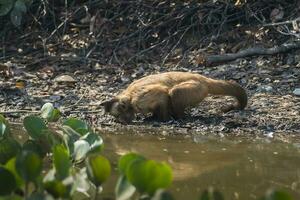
xmin=1 ymin=56 xmax=300 ymax=136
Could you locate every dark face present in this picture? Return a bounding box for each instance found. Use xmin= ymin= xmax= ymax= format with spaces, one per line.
xmin=101 ymin=97 xmax=134 ymax=123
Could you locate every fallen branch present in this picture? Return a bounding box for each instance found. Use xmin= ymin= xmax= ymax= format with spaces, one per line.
xmin=0 ymin=110 xmax=39 ymax=114
xmin=200 ymin=42 xmax=300 ymax=66
xmin=262 ymin=17 xmax=300 ymax=27
xmin=0 ymin=109 xmax=103 ymax=115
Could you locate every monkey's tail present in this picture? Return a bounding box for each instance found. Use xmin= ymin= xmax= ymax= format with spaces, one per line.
xmin=205 ymin=79 xmax=247 ymax=112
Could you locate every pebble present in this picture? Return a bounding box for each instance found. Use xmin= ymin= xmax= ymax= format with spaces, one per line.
xmin=293 ymin=88 xmax=300 ymax=96
xmin=257 ymin=85 xmax=273 ymax=93
xmin=54 ymin=75 xmax=76 ymax=83
xmin=49 ymin=95 xmax=62 ymax=101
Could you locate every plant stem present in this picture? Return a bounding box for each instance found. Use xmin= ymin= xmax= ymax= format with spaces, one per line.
xmin=24 ymin=182 xmax=29 ymax=200
xmin=94 ymin=186 xmax=100 ymax=200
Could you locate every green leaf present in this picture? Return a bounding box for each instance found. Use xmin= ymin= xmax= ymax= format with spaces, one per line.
xmin=0 ymin=123 xmax=6 ymax=137
xmin=53 ymin=144 xmax=71 ymax=180
xmin=0 ymin=167 xmax=17 ymax=196
xmin=63 ymin=118 xmax=91 ymax=136
xmin=41 ymin=103 xmax=61 ymax=122
xmin=22 ymin=140 xmax=46 ymax=158
xmin=118 ymin=153 xmax=145 ymax=174
xmin=61 ymin=125 xmax=81 ymax=155
xmin=23 ymin=0 xmax=32 ymax=6
xmin=126 ymin=159 xmax=173 ymax=196
xmin=86 ymin=155 xmax=111 ymax=187
xmin=73 ymin=140 xmax=90 ymax=162
xmin=70 ymin=170 xmax=90 ymax=197
xmin=151 ymin=190 xmax=175 ymax=200
xmin=15 ymin=151 xmax=42 ymax=182
xmin=0 ymin=114 xmax=10 ymax=137
xmin=70 ymin=133 xmax=104 ymax=162
xmin=23 ymin=116 xmax=48 ymax=139
xmin=0 ymin=137 xmax=21 ymax=164
xmin=0 ymin=0 xmax=14 ymax=16
xmin=260 ymin=189 xmax=293 ymax=200
xmin=0 ymin=194 xmax=23 ymax=200
xmin=4 ymin=158 xmax=24 ymax=188
xmin=115 ymin=175 xmax=136 ymax=200
xmin=10 ymin=0 xmax=27 ymax=27
xmin=44 ymin=180 xmax=69 ymax=198
xmin=81 ymin=132 xmax=104 ymax=153
xmin=200 ymin=188 xmax=224 ymax=200
xmin=14 ymin=0 xmax=26 ymax=12
xmin=27 ymin=192 xmax=54 ymax=200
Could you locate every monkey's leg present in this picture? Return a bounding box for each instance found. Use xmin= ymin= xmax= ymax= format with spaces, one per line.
xmin=169 ymin=81 xmax=208 ymax=119
xmin=134 ymin=85 xmax=172 ymax=122
xmin=152 ymin=99 xmax=171 ymax=121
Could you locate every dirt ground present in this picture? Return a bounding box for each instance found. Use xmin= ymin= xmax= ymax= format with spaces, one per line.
xmin=1 ymin=53 xmax=300 ymax=137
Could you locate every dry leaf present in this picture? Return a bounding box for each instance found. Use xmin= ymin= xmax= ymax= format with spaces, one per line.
xmin=15 ymin=81 xmax=25 ymax=89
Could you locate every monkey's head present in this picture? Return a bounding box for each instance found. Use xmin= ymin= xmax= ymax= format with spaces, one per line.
xmin=101 ymin=96 xmax=135 ymax=123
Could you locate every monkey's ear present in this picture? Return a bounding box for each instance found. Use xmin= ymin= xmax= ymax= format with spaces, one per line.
xmin=100 ymin=98 xmax=117 ymax=112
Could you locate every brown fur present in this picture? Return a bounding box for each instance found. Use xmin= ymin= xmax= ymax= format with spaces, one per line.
xmin=101 ymin=71 xmax=247 ymax=123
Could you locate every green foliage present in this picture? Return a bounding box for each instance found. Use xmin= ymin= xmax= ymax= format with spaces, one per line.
xmin=0 ymin=137 xmax=21 ymax=164
xmin=27 ymin=192 xmax=54 ymax=200
xmin=260 ymin=189 xmax=293 ymax=200
xmin=0 ymin=0 xmax=14 ymax=16
xmin=44 ymin=180 xmax=69 ymax=199
xmin=115 ymin=175 xmax=136 ymax=200
xmin=15 ymin=151 xmax=42 ymax=183
xmin=62 ymin=119 xmax=104 ymax=162
xmin=63 ymin=118 xmax=92 ymax=136
xmin=118 ymin=153 xmax=145 ymax=174
xmin=22 ymin=140 xmax=46 ymax=158
xmin=0 ymin=0 xmax=32 ymax=27
xmin=199 ymin=188 xmax=224 ymax=200
xmin=0 ymin=114 xmax=10 ymax=137
xmin=4 ymin=158 xmax=24 ymax=188
xmin=86 ymin=154 xmax=111 ymax=187
xmin=126 ymin=159 xmax=173 ymax=196
xmin=151 ymin=190 xmax=175 ymax=200
xmin=0 ymin=167 xmax=17 ymax=196
xmin=52 ymin=144 xmax=71 ymax=180
xmin=0 ymin=195 xmax=23 ymax=200
xmin=23 ymin=116 xmax=47 ymax=139
xmin=41 ymin=103 xmax=61 ymax=122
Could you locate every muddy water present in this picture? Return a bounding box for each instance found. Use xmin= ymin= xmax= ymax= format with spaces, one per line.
xmin=100 ymin=131 xmax=300 ymax=200
xmin=11 ymin=124 xmax=300 ymax=199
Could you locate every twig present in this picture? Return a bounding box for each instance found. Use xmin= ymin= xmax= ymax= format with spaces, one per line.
xmin=161 ymin=25 xmax=192 ymax=65
xmin=68 ymin=109 xmax=103 ymax=114
xmin=262 ymin=17 xmax=300 ymax=27
xmin=46 ymin=7 xmax=82 ymax=41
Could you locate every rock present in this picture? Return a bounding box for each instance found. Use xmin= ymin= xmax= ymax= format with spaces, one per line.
xmin=293 ymin=88 xmax=300 ymax=96
xmin=54 ymin=75 xmax=76 ymax=83
xmin=257 ymin=85 xmax=273 ymax=93
xmin=49 ymin=95 xmax=62 ymax=101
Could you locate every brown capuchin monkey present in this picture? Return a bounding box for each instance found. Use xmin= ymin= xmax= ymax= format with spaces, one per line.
xmin=101 ymin=71 xmax=247 ymax=123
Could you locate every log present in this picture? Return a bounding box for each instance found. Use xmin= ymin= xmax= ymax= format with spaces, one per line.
xmin=200 ymin=42 xmax=300 ymax=66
